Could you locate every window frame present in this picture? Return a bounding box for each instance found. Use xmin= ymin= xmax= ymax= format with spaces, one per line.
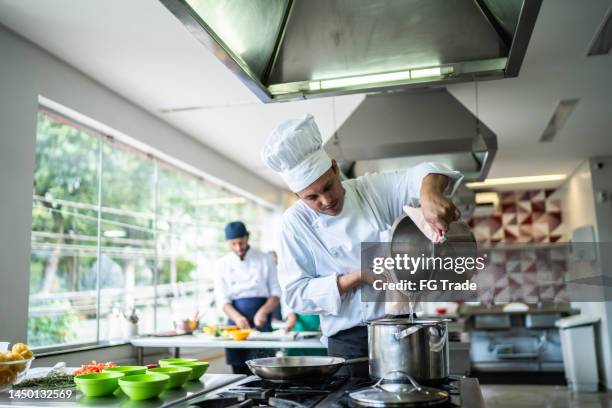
xmin=30 ymin=104 xmax=276 ymax=352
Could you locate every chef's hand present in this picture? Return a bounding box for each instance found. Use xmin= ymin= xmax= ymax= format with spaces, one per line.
xmin=235 ymin=315 xmax=251 ymax=330
xmin=285 ymin=313 xmax=297 ymax=332
xmin=253 ymin=309 xmax=268 ymax=328
xmin=336 ymin=271 xmax=388 ymax=295
xmin=360 ymin=269 xmax=390 ymax=286
xmin=420 ymin=174 xmax=461 ymax=237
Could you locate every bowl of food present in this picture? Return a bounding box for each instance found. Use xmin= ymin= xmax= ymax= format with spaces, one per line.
xmin=0 ymin=343 xmax=34 ymax=392
xmin=158 ymin=358 xmax=197 ymax=367
xmin=174 ymin=319 xmax=199 ymax=334
xmin=231 ymin=329 xmax=251 ymax=341
xmin=103 ymin=366 xmax=147 ymax=377
xmin=165 ymin=361 xmax=209 ymax=381
xmin=146 ymin=366 xmax=192 ymax=389
xmin=118 ymin=373 xmax=169 ymax=400
xmin=74 ymin=372 xmax=124 ymax=397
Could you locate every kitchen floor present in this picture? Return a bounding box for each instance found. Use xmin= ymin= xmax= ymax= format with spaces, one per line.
xmin=481 ymin=385 xmax=612 ymax=407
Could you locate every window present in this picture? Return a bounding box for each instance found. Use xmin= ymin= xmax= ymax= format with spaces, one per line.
xmin=29 ymin=108 xmax=275 ymax=348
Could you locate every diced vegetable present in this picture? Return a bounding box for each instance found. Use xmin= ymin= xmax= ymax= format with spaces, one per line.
xmin=73 ymin=361 xmax=116 ymax=375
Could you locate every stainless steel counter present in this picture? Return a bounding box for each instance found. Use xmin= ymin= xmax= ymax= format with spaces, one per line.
xmin=458 ymin=303 xmax=577 ymax=316
xmin=131 ymin=335 xmax=325 ymax=365
xmin=0 ymin=373 xmax=244 ymax=408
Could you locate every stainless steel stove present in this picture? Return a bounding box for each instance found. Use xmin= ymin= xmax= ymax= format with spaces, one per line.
xmin=183 ymin=375 xmax=486 ymax=408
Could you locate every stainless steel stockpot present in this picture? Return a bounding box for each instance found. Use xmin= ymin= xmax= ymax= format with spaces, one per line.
xmin=367 ymin=317 xmax=449 ymax=383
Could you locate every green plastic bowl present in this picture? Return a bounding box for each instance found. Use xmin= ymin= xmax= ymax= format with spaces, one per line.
xmin=158 ymin=358 xmax=197 ymax=367
xmin=103 ymin=366 xmax=147 ymax=376
xmin=74 ymin=372 xmax=124 ymax=397
xmin=146 ymin=366 xmax=192 ymax=389
xmin=166 ymin=361 xmax=209 ymax=381
xmin=118 ymin=373 xmax=169 ymax=400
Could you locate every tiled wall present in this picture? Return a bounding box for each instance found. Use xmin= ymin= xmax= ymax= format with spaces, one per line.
xmin=467 ymin=189 xmax=568 ymax=302
xmin=467 ymin=189 xmax=565 ymax=245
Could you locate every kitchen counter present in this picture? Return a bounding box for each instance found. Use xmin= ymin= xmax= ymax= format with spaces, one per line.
xmin=131 ymin=335 xmax=324 ymax=349
xmin=0 ymin=373 xmax=244 ymax=408
xmin=131 ymin=335 xmax=325 ymax=365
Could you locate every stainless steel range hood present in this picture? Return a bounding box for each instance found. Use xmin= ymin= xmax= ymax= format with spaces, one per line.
xmin=161 ymin=0 xmax=542 ymax=102
xmin=323 ymin=89 xmax=497 ymax=182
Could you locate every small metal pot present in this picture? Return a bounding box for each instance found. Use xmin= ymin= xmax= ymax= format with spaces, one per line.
xmin=368 ymin=317 xmax=449 ymax=383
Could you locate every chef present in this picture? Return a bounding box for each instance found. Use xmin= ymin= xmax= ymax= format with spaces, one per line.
xmin=261 ymin=115 xmax=464 ymax=378
xmin=214 ymin=221 xmax=282 ymax=374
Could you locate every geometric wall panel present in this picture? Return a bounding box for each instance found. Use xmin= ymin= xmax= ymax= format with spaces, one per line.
xmin=467 ymin=189 xmax=567 ymax=303
xmin=467 ymin=189 xmax=565 ymax=246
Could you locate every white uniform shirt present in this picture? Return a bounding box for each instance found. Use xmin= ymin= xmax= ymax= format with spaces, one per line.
xmin=278 ymin=162 xmax=463 ymax=343
xmin=214 ymin=248 xmax=282 ymax=307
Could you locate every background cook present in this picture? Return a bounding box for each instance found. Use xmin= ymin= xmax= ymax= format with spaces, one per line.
xmin=214 ymin=221 xmax=282 ymax=374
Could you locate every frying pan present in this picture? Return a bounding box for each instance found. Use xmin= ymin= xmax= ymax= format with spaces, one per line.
xmin=245 ymin=356 xmax=369 ymax=383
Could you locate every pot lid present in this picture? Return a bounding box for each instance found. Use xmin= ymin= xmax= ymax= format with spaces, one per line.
xmin=349 ymin=382 xmax=449 ymax=407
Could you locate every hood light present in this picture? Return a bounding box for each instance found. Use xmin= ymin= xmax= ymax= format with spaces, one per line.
xmin=319 ymin=70 xmax=411 ymax=90
xmin=270 ymin=66 xmax=454 ymax=95
xmin=466 ymin=174 xmax=566 ymax=188
xmin=410 ymin=67 xmax=442 ymax=79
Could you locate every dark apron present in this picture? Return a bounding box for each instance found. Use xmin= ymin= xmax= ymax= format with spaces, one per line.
xmin=225 ymin=297 xmax=275 ymax=365
xmin=327 ymin=325 xmax=370 ymax=379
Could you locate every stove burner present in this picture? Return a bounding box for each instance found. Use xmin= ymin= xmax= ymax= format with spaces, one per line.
xmin=190 ymin=376 xmax=347 ymax=408
xmin=189 ymin=375 xmax=481 ymax=408
xmin=233 ymin=376 xmax=347 ymax=392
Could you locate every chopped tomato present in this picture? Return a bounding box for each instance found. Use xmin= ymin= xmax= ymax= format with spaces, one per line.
xmin=73 ymin=360 xmax=117 ymax=375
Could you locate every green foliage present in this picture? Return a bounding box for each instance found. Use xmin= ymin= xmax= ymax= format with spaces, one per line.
xmin=157 ymin=258 xmax=196 ymax=284
xmin=27 ymin=301 xmax=78 ymax=348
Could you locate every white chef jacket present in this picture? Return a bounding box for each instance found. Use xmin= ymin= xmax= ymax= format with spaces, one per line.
xmin=278 ymin=162 xmax=463 ymax=343
xmin=214 ymin=248 xmax=282 ymax=307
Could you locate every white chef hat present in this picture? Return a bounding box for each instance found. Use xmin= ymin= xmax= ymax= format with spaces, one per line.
xmin=262 ymin=114 xmax=332 ymax=192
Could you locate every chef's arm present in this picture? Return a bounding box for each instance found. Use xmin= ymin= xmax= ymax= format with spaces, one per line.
xmin=254 ymin=296 xmax=279 ymax=327
xmin=285 ymin=313 xmax=297 ymax=332
xmin=421 ymin=173 xmax=450 ymax=195
xmin=280 ymin=227 xmax=343 ymax=316
xmin=340 ymin=270 xmax=389 ymax=293
xmin=420 ymin=173 xmax=461 ymax=236
xmin=222 ymin=303 xmax=250 ymax=329
xmin=257 ymin=296 xmax=280 ymax=315
xmin=337 ymin=272 xmax=362 ymax=294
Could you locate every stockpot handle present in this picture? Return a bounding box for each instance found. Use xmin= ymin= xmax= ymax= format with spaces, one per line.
xmin=430 ymin=324 xmax=448 ymax=352
xmin=374 ymin=370 xmax=422 ymax=391
xmin=343 ymin=356 xmax=369 ymax=365
xmin=394 ymin=325 xmax=422 ymax=340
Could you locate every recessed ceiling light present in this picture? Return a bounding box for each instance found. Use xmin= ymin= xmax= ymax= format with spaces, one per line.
xmin=475 ymin=192 xmax=500 ymax=206
xmin=466 ymin=174 xmax=566 ymax=188
xmin=587 ymin=6 xmax=612 ymax=56
xmin=539 ymin=99 xmax=579 ymax=142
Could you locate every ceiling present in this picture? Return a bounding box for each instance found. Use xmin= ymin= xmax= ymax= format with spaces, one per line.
xmin=0 ymin=0 xmax=610 ymax=191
